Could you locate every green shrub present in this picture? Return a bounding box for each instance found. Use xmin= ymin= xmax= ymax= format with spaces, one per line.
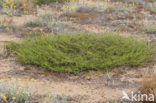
xmin=7 ymin=33 xmax=153 ymax=74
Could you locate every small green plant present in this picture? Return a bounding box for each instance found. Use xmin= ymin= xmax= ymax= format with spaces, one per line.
xmin=25 ymin=18 xmax=45 ymax=27
xmin=150 ymin=3 xmax=156 ymax=13
xmin=40 ymin=94 xmax=68 ymax=103
xmin=25 ymin=13 xmax=68 ymax=33
xmin=22 ymin=31 xmax=43 ymax=38
xmin=146 ymin=24 xmax=156 ymax=34
xmin=7 ymin=33 xmax=153 ymax=74
xmin=0 ymin=79 xmax=33 ymax=103
xmin=0 ymin=19 xmax=19 ymax=32
xmin=0 ymin=46 xmax=8 ymax=57
xmin=25 ymin=13 xmax=54 ymax=27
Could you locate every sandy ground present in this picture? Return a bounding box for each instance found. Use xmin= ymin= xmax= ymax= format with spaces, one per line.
xmin=0 ymin=57 xmax=147 ymax=103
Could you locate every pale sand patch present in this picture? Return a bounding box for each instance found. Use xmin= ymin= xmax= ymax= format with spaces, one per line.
xmin=0 ymin=33 xmax=22 ymax=47
xmin=0 ymin=15 xmax=37 ymax=26
xmin=0 ymin=75 xmax=138 ymax=103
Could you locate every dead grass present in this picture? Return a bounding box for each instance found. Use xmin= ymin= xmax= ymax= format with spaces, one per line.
xmin=142 ymin=73 xmax=156 ymax=102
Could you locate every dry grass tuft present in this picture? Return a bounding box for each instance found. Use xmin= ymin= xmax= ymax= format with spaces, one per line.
xmin=142 ymin=72 xmax=156 ymax=102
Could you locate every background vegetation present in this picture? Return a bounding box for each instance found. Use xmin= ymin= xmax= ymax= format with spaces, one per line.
xmin=35 ymin=0 xmax=69 ymax=5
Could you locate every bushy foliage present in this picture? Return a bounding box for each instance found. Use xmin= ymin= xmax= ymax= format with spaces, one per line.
xmin=7 ymin=33 xmax=153 ymax=74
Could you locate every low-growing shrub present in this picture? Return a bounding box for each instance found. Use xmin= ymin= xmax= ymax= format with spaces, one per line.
xmin=7 ymin=33 xmax=153 ymax=74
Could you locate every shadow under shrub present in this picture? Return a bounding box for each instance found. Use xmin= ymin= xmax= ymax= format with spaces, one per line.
xmin=7 ymin=33 xmax=153 ymax=74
